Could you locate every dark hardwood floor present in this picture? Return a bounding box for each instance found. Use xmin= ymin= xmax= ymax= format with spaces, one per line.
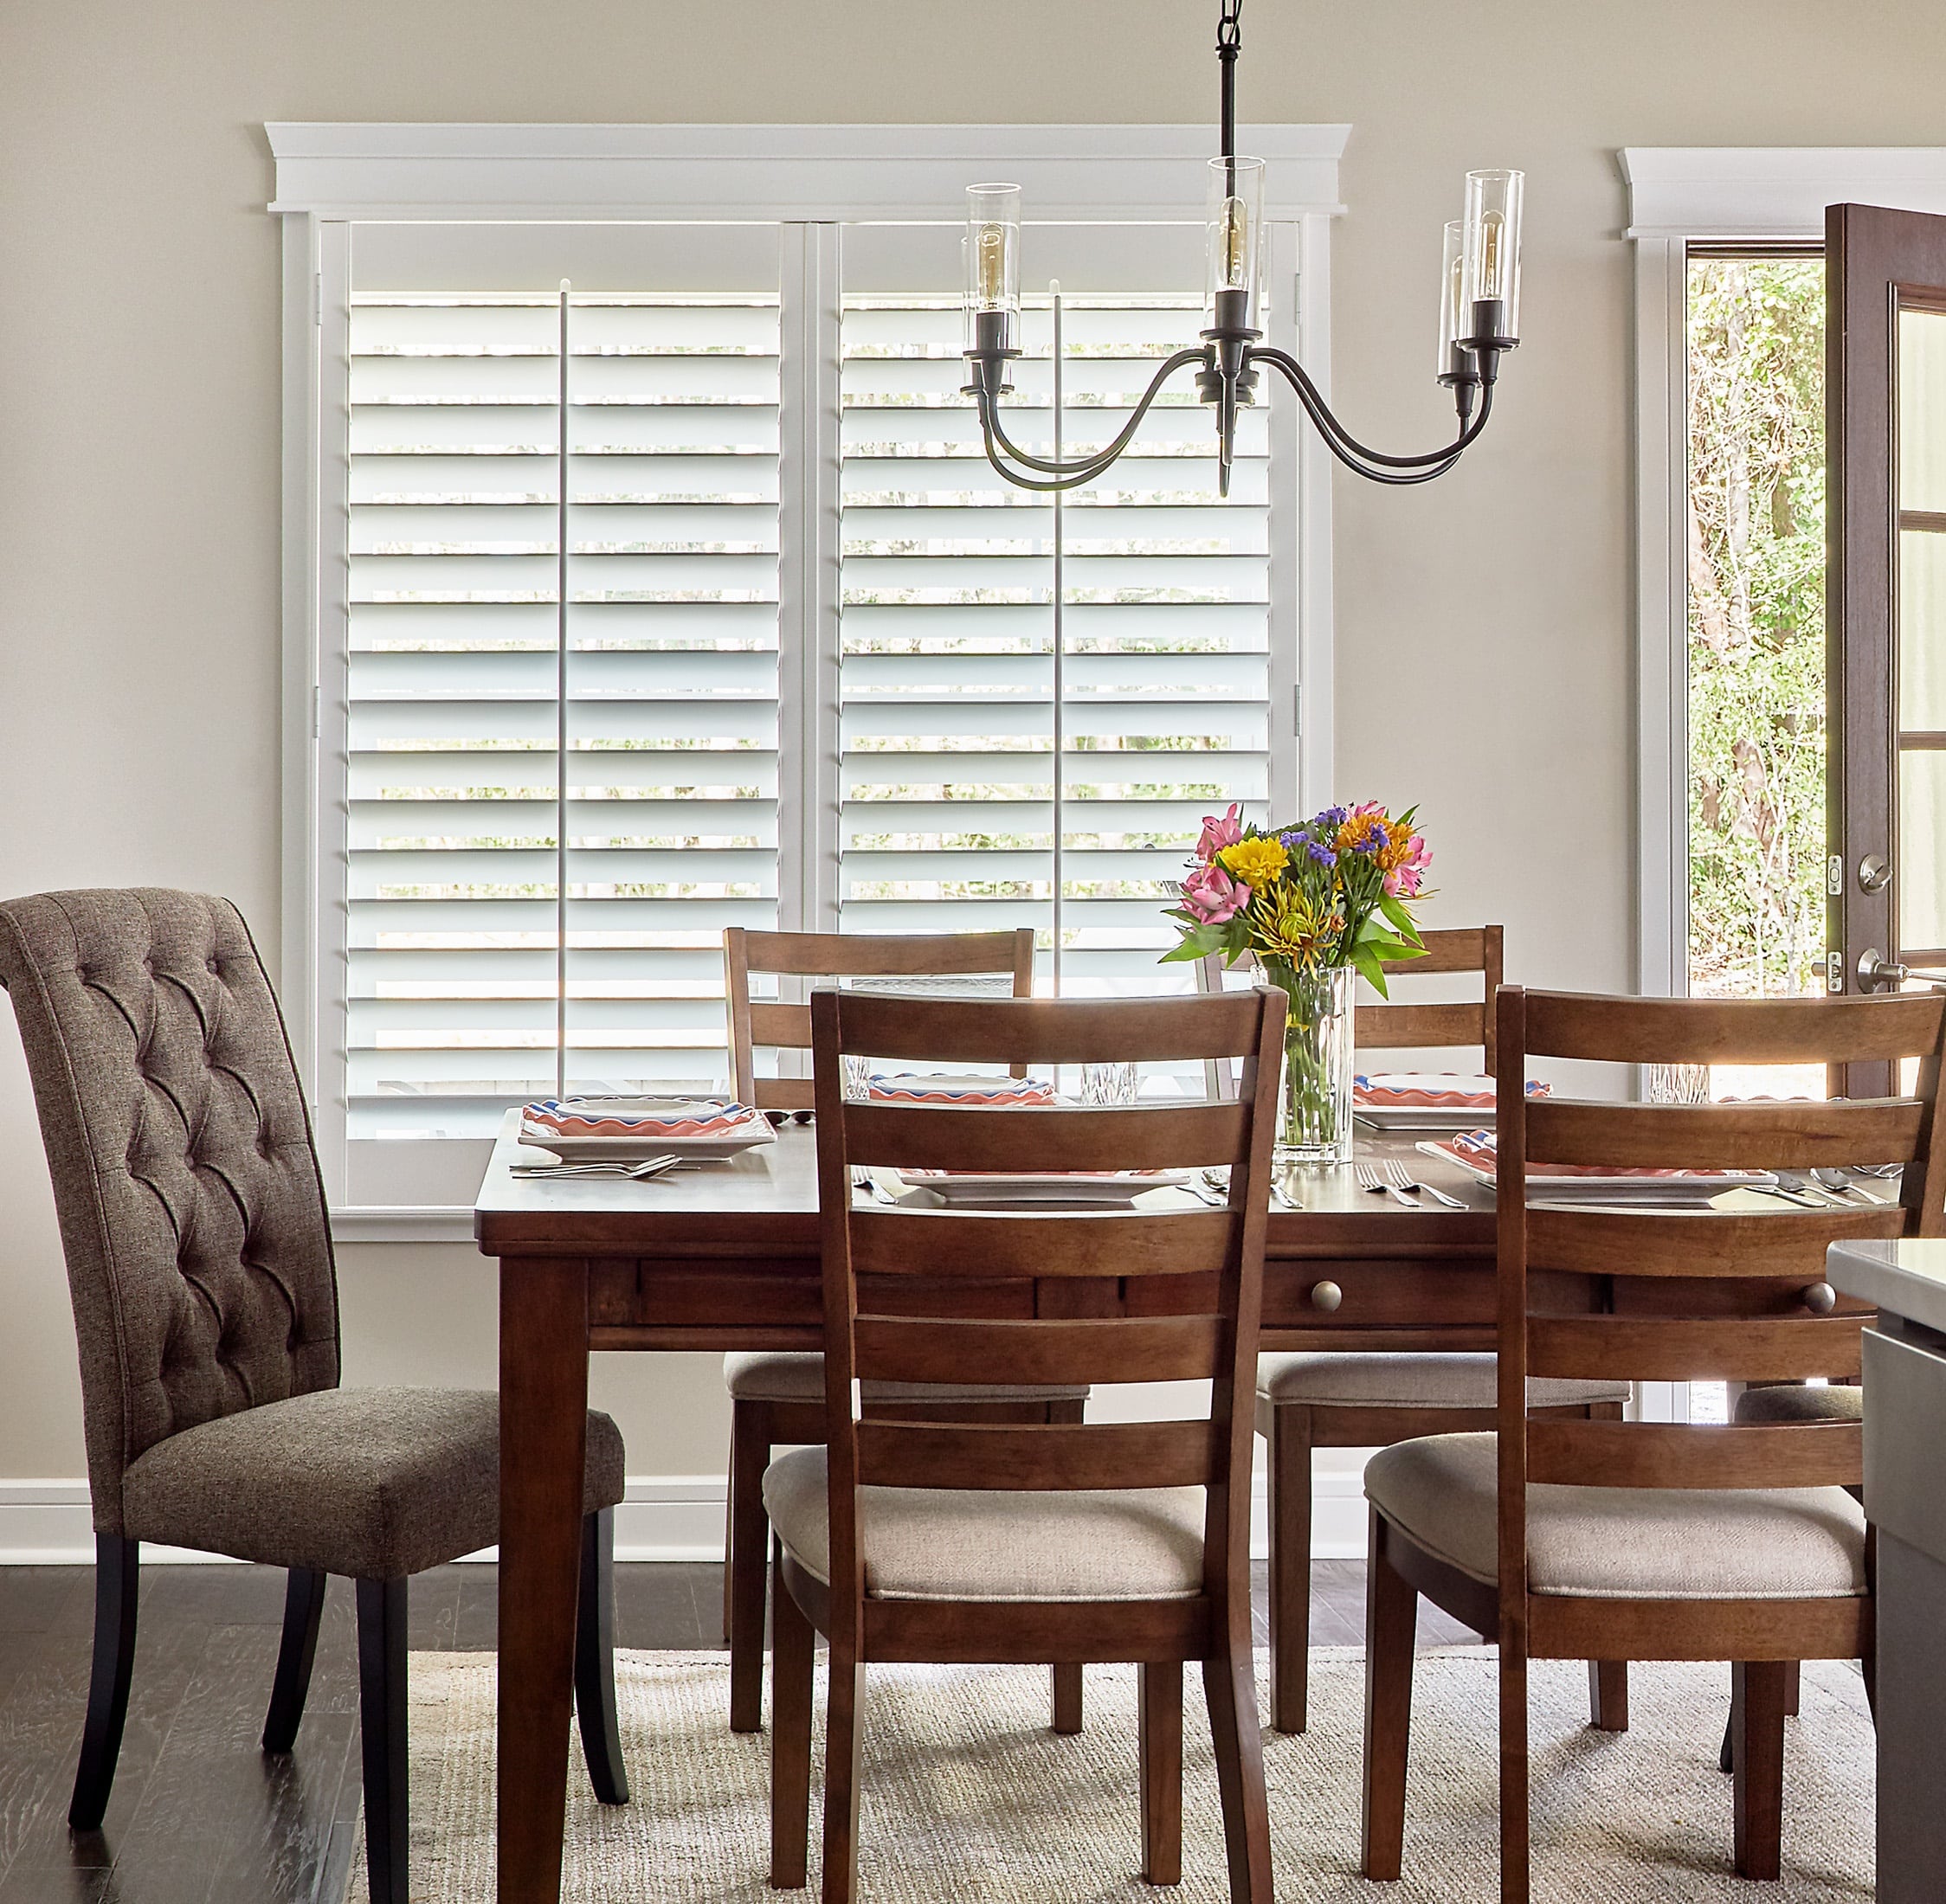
xmin=0 ymin=1559 xmax=1474 ymax=1903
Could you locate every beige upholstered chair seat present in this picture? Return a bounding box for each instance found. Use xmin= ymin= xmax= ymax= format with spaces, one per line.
xmin=1734 ymin=1383 xmax=1864 ymax=1425
xmin=763 ymin=1446 xmax=1203 ymax=1602
xmin=121 ymin=1387 xmax=626 ymax=1579
xmin=1363 ymin=1432 xmax=1865 ymax=1601
xmin=1259 ymin=1351 xmax=1628 ymax=1411
xmin=724 ymin=1349 xmax=1086 ymax=1406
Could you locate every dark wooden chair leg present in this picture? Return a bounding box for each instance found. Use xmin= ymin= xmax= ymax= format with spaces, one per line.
xmin=68 ymin=1533 xmax=139 ymax=1832
xmin=728 ymin=1399 xmax=772 ymax=1734
xmin=1202 ymin=1646 xmax=1273 ymax=1902
xmin=1783 ymin=1658 xmax=1801 ymax=1717
xmin=820 ymin=1645 xmax=866 ymax=1904
xmin=1267 ymin=1404 xmax=1313 ymax=1734
xmin=261 ymin=1566 xmax=328 ymax=1753
xmin=1137 ymin=1661 xmax=1182 ymax=1885
xmin=1360 ymin=1512 xmax=1415 ymax=1882
xmin=356 ymin=1577 xmax=410 ymax=1904
xmin=1500 ymin=1648 xmax=1532 ymax=1904
xmin=1588 ymin=1659 xmax=1628 ymax=1733
xmin=769 ymin=1541 xmax=815 ymax=1890
xmin=574 ymin=1508 xmax=628 ymax=1805
xmin=1731 ymin=1660 xmax=1788 ymax=1881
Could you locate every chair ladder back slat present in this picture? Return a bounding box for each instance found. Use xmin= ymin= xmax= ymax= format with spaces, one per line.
xmin=1526 ymin=1418 xmax=1863 ymax=1491
xmin=855 ymin=1418 xmax=1218 ymax=1492
xmin=1526 ymin=1204 xmax=1908 ymax=1278
xmin=841 ymin=1101 xmax=1250 ymax=1175
xmin=1524 ymin=1096 xmax=1926 ymax=1171
xmin=1528 ymin=1312 xmax=1867 ymax=1385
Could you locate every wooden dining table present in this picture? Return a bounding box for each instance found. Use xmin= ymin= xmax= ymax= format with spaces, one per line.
xmin=474 ymin=1113 xmax=1499 ymax=1904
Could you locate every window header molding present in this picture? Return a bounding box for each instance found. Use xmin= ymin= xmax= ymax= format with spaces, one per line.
xmin=265 ymin=121 xmax=1350 ymax=224
xmin=1621 ymin=146 xmax=1946 ymax=241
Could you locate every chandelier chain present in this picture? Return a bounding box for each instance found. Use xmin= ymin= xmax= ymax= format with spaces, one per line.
xmin=1216 ymin=0 xmax=1242 ymax=51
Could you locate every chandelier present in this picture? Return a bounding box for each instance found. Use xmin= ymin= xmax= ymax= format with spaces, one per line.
xmin=959 ymin=0 xmax=1522 ymax=495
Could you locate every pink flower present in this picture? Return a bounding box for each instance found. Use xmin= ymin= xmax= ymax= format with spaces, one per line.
xmin=1382 ymin=833 xmax=1431 ymax=898
xmin=1195 ymin=803 xmax=1244 ymax=863
xmin=1181 ymin=862 xmax=1247 ymax=925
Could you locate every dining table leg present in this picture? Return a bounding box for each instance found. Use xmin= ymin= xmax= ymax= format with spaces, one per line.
xmin=499 ymin=1255 xmax=590 ymax=1904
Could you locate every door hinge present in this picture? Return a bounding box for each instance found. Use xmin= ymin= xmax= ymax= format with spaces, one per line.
xmin=313 ymin=272 xmax=322 ymax=329
xmin=312 ymin=685 xmax=321 ymax=739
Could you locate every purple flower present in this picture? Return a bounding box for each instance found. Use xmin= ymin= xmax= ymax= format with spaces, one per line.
xmin=1312 ymin=805 xmax=1349 ymax=829
xmin=1305 ymin=840 xmax=1338 ymax=867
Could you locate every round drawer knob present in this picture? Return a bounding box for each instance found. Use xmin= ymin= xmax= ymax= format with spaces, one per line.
xmin=1309 ymin=1280 xmax=1344 ymax=1313
xmin=1801 ymin=1281 xmax=1838 ymax=1315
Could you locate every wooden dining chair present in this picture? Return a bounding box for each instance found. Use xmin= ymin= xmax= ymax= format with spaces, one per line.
xmin=766 ymin=984 xmax=1285 ymax=1902
xmin=1205 ymin=929 xmax=1631 ymax=1734
xmin=717 ymin=926 xmax=1086 ymax=1735
xmin=1360 ymin=985 xmax=1946 ymax=1901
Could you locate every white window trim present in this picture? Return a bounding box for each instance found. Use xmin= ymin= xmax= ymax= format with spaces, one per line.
xmin=271 ymin=122 xmax=1349 ymax=1241
xmin=1623 ymin=147 xmax=1946 ymax=999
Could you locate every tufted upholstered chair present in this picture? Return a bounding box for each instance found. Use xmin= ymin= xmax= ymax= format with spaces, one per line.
xmin=0 ymin=889 xmax=630 ymax=1904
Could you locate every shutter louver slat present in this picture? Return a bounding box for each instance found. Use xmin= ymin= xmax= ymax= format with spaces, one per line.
xmin=347 ymin=292 xmax=780 ymax=1135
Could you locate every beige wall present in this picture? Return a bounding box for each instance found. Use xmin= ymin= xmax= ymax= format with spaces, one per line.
xmin=4 ymin=0 xmax=1946 ymax=1503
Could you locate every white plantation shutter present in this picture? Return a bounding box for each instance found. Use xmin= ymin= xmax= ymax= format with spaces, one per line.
xmin=313 ymin=206 xmax=1304 ymax=1205
xmin=837 ymin=222 xmax=1278 ymax=997
xmin=345 ymin=264 xmax=780 ymax=1148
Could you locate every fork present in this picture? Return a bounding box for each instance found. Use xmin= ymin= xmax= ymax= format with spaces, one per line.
xmin=1355 ymin=1162 xmax=1418 ymax=1208
xmin=1382 ymin=1158 xmax=1467 ymax=1209
xmin=511 ymin=1153 xmax=682 ymax=1180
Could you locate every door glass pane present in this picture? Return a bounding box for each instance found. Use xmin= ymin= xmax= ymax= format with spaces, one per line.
xmin=1898 ymin=749 xmax=1946 ymax=953
xmin=1898 ymin=307 xmax=1946 ymax=515
xmin=1898 ymin=528 xmax=1946 ymax=730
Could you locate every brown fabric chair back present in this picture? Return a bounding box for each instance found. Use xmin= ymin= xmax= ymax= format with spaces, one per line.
xmin=0 ymin=890 xmax=340 ymax=1529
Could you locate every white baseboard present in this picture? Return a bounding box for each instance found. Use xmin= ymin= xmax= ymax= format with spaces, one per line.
xmin=0 ymin=1472 xmax=1370 ymax=1566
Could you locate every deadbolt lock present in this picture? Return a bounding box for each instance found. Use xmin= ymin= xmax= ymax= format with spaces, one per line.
xmin=1859 ymin=854 xmax=1894 ymax=895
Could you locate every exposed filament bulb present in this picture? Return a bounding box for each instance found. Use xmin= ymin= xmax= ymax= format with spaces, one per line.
xmin=1219 ymin=196 xmax=1249 ymax=288
xmin=975 ymin=223 xmax=1008 ymax=306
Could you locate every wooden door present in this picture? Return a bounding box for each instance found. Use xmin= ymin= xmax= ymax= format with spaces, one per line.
xmin=1828 ymin=203 xmax=1946 ymax=1095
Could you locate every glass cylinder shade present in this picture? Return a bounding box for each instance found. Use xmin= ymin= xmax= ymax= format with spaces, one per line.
xmin=963 ymin=183 xmax=1021 ymax=353
xmin=1204 ymin=155 xmax=1266 ymax=331
xmin=1436 ymin=219 xmax=1466 ymax=378
xmin=1460 ymin=169 xmax=1524 ymax=344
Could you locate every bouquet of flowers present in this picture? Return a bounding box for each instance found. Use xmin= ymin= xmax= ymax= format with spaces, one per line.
xmin=1161 ymin=801 xmax=1432 ymax=994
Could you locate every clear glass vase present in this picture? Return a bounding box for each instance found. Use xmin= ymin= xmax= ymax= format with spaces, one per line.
xmin=1260 ymin=960 xmax=1356 ymax=1164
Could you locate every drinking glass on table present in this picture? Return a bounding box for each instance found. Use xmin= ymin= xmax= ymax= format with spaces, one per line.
xmin=1079 ymin=1061 xmax=1138 ymax=1106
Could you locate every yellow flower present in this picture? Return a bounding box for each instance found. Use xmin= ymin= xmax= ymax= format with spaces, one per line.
xmin=1253 ymin=883 xmax=1340 ymax=960
xmin=1216 ymin=835 xmax=1290 ymax=889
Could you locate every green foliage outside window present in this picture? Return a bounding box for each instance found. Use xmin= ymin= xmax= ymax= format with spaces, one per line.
xmin=1686 ymin=257 xmax=1826 ymax=998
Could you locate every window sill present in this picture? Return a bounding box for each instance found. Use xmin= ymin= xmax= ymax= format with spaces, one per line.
xmin=331 ymin=1206 xmax=478 ymax=1247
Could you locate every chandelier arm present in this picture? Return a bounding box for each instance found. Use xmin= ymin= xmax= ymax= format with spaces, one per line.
xmin=976 ymin=415 xmax=1124 ymax=493
xmin=976 ymin=347 xmax=1208 ymax=478
xmin=1250 ymin=345 xmax=1497 ymax=469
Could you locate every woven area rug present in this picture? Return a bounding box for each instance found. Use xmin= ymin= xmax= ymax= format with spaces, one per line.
xmin=349 ymin=1649 xmax=1873 ymax=1901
